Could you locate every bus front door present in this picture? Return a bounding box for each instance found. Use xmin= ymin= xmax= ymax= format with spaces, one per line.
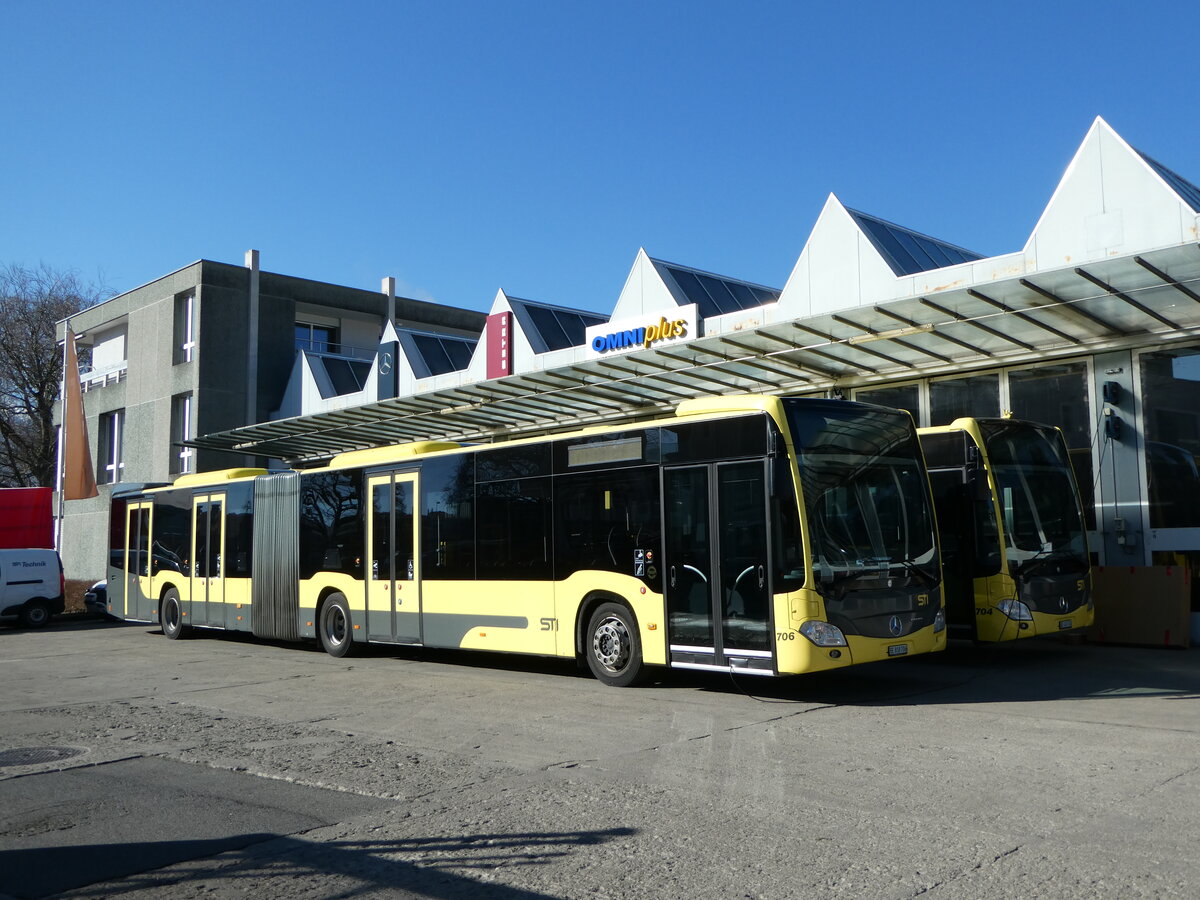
xmin=366 ymin=472 xmax=421 ymax=644
xmin=190 ymin=494 xmax=226 ymax=628
xmin=664 ymin=461 xmax=773 ymax=670
xmin=124 ymin=502 xmax=154 ymax=621
xmin=926 ymin=468 xmax=976 ymax=632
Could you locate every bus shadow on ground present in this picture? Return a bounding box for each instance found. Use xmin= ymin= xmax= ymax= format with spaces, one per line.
xmin=369 ymin=636 xmax=1200 ymax=708
xmin=706 ymin=638 xmax=1200 ymax=707
xmin=157 ymin=625 xmax=1200 ymax=709
xmin=0 ymin=615 xmax=127 ymax=636
xmin=0 ymin=827 xmax=637 ymax=900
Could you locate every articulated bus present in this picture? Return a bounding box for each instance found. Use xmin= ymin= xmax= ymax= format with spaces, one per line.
xmin=918 ymin=418 xmax=1092 ymax=642
xmin=105 ymin=395 xmax=946 ymax=686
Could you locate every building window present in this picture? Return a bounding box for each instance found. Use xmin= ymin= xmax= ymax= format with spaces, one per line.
xmin=854 ymin=383 xmax=921 ymax=424
xmin=1140 ymin=345 xmax=1200 ymax=529
xmin=929 ymin=374 xmax=999 ymax=425
xmin=1008 ymin=362 xmax=1094 ymax=528
xmin=170 ymin=393 xmax=194 ymax=474
xmin=174 ymin=292 xmax=195 ymax=364
xmin=296 ymin=322 xmax=339 ymax=354
xmin=98 ymin=410 xmax=124 ymax=484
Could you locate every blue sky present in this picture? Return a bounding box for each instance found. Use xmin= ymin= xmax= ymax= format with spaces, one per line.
xmin=3 ymin=1 xmax=1199 ymax=315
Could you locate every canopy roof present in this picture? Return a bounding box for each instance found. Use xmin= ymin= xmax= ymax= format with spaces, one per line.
xmin=187 ymin=242 xmax=1200 ymax=464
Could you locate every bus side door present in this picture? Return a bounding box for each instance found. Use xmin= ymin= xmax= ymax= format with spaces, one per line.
xmin=191 ymin=493 xmax=226 ymax=628
xmin=663 ymin=460 xmax=772 ymax=668
xmin=366 ymin=472 xmax=421 ymax=643
xmin=124 ymin=501 xmax=154 ymax=621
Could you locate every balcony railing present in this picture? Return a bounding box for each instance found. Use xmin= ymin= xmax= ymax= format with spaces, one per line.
xmin=295 ymin=339 xmax=377 ymax=361
xmin=79 ymin=362 xmax=128 ymax=392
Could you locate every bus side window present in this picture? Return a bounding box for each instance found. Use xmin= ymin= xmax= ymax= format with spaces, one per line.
xmin=420 ymin=455 xmax=475 ymax=580
xmin=553 ymin=467 xmax=660 ymax=590
xmin=771 ymin=458 xmax=804 ymax=591
xmin=476 ymin=477 xmax=552 ymax=580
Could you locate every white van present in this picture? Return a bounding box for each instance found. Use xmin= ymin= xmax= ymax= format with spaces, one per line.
xmin=0 ymin=549 xmax=65 ymax=628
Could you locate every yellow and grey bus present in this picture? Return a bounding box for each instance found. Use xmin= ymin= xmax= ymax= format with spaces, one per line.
xmin=106 ymin=395 xmax=947 ymax=686
xmin=918 ymin=418 xmax=1092 ymax=642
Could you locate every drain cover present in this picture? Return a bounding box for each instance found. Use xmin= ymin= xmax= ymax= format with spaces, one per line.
xmin=0 ymin=746 xmax=87 ymax=768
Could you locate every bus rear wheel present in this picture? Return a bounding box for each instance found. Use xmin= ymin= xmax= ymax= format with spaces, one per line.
xmin=319 ymin=593 xmax=354 ymax=658
xmin=161 ymin=589 xmax=187 ymax=640
xmin=586 ymin=602 xmax=646 ymax=687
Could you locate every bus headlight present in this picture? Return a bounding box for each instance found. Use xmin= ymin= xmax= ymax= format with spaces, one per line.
xmin=996 ymin=599 xmax=1033 ymax=621
xmin=933 ymin=608 xmax=946 ymax=633
xmin=799 ymin=620 xmax=848 ymax=647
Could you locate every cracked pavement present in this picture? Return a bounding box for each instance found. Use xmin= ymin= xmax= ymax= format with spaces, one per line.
xmin=1 ymin=618 xmax=1197 ymax=898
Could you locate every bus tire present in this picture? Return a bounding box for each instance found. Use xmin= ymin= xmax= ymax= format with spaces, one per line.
xmin=585 ymin=602 xmax=646 ymax=687
xmin=19 ymin=599 xmax=51 ymax=629
xmin=161 ymin=589 xmax=187 ymax=640
xmin=319 ymin=593 xmax=354 ymax=658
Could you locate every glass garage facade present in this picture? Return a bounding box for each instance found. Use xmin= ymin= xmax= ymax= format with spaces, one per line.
xmin=856 ymin=343 xmax=1200 ymax=619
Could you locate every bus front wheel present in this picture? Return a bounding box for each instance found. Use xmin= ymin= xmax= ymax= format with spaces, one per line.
xmin=161 ymin=589 xmax=187 ymax=640
xmin=586 ymin=602 xmax=646 ymax=687
xmin=319 ymin=593 xmax=354 ymax=658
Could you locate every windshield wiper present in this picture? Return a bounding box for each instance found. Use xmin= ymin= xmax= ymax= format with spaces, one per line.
xmin=893 ymin=559 xmax=938 ymax=587
xmin=827 ymin=568 xmax=881 ymax=587
xmin=1019 ymin=547 xmax=1086 ymax=576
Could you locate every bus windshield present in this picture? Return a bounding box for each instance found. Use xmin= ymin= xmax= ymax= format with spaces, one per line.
xmin=784 ymin=401 xmax=938 ymax=589
xmin=979 ymin=421 xmax=1087 ymax=573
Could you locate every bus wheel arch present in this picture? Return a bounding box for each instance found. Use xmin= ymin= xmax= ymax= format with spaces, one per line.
xmin=575 ymin=591 xmax=625 ymax=658
xmin=317 ymin=590 xmax=355 ymax=658
xmin=160 ymin=587 xmax=188 ymax=640
xmin=579 ymin=594 xmax=647 ymax=687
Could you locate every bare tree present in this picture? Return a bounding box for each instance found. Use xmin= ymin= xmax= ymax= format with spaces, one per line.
xmin=0 ymin=263 xmax=109 ymax=487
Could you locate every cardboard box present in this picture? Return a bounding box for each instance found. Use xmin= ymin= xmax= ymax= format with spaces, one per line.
xmin=1087 ymin=565 xmax=1191 ymax=648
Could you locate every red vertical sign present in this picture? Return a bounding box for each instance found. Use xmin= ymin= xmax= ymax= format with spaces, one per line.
xmin=486 ymin=311 xmax=513 ymax=379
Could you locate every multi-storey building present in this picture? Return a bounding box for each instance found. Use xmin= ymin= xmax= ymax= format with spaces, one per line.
xmin=55 ymin=252 xmax=484 ymax=578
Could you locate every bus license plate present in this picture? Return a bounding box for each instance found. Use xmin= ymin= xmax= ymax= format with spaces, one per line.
xmin=887 ymin=644 xmax=908 ymax=657
xmin=1058 ymin=619 xmax=1073 ymax=630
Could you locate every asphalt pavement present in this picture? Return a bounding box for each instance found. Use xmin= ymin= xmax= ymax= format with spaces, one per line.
xmin=1 ymin=617 xmax=1197 ymax=899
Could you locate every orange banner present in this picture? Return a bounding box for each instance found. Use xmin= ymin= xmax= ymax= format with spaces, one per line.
xmin=62 ymin=327 xmax=98 ymax=500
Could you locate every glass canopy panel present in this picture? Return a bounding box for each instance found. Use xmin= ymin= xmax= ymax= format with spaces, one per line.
xmin=509 ymin=300 xmax=606 ymax=353
xmin=750 ymin=286 xmax=782 ymax=305
xmin=850 ymin=209 xmax=983 ymax=276
xmin=409 ymin=335 xmax=452 ymax=376
xmin=665 ymin=267 xmax=720 ymax=318
xmin=1139 ymin=151 xmax=1200 ymax=213
xmin=443 ymin=338 xmax=475 ymax=370
xmin=855 ymin=215 xmax=919 ymax=275
xmin=891 ymin=228 xmax=943 ymax=272
xmin=319 ymin=358 xmax=370 ymax=395
xmin=694 ymin=273 xmax=741 ymax=315
xmin=525 ymin=304 xmax=571 ymax=351
xmin=725 ymin=280 xmax=761 ymax=308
